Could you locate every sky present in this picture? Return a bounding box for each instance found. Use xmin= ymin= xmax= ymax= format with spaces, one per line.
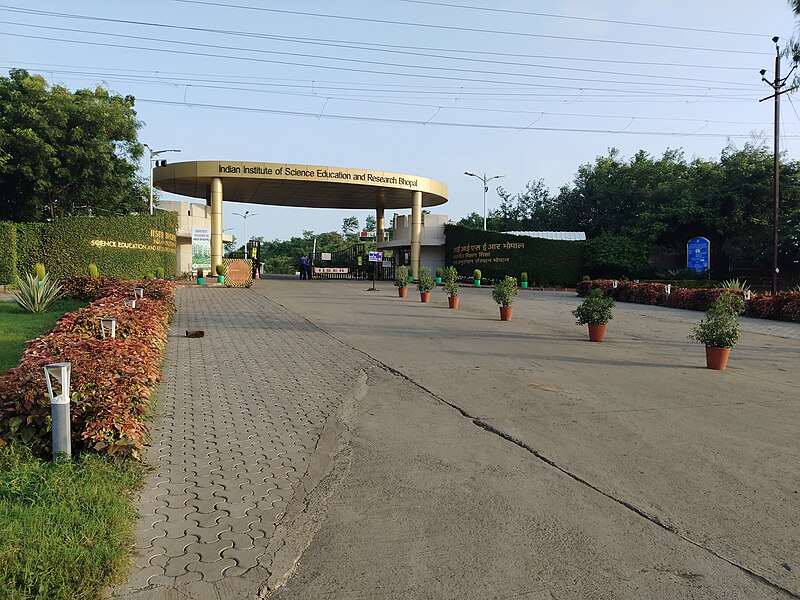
xmin=2 ymin=1 xmax=800 ymax=243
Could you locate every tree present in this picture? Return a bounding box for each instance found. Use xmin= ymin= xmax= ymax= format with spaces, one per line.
xmin=0 ymin=69 xmax=147 ymax=222
xmin=456 ymin=212 xmax=484 ymax=229
xmin=365 ymin=215 xmax=376 ymax=232
xmin=342 ymin=216 xmax=359 ymax=236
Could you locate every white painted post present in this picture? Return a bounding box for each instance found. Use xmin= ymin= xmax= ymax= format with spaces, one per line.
xmin=100 ymin=317 xmax=117 ymax=339
xmin=134 ymin=287 xmax=144 ymax=299
xmin=44 ymin=363 xmax=72 ymax=459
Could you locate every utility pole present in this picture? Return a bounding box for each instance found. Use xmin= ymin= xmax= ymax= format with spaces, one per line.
xmin=760 ymin=36 xmax=796 ymax=294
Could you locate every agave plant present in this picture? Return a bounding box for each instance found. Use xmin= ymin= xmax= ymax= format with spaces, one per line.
xmin=721 ymin=278 xmax=750 ymax=291
xmin=12 ymin=273 xmax=63 ymax=313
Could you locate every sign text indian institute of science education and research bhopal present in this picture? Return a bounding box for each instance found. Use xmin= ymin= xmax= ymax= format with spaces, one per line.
xmin=217 ymin=163 xmax=421 ymax=189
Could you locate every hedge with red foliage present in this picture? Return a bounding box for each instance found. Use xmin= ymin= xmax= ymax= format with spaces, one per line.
xmin=577 ymin=278 xmax=797 ymax=321
xmin=0 ymin=278 xmax=175 ymax=459
xmin=747 ymin=291 xmax=800 ymax=322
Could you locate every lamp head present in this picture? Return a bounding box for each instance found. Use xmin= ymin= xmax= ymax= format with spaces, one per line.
xmin=773 ymin=36 xmax=780 ymax=44
xmin=760 ymin=69 xmax=767 ymax=76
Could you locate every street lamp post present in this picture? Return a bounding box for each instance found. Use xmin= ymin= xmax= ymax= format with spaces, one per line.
xmin=464 ymin=171 xmax=504 ymax=231
xmin=232 ymin=210 xmax=258 ymax=254
xmin=144 ymin=144 xmax=181 ymax=215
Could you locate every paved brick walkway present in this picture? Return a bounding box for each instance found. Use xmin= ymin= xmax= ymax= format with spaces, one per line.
xmin=112 ymin=287 xmax=372 ymax=599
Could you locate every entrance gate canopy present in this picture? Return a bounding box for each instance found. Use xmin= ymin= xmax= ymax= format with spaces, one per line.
xmin=153 ymin=161 xmax=448 ymax=209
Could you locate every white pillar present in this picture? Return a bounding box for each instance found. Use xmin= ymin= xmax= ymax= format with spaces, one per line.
xmin=410 ymin=191 xmax=422 ymax=280
xmin=210 ymin=177 xmax=223 ymax=274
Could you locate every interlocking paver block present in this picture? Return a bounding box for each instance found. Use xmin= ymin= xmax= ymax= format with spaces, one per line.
xmin=113 ymin=287 xmax=374 ymax=599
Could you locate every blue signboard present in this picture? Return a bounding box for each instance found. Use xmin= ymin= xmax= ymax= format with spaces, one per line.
xmin=368 ymin=251 xmax=383 ymax=262
xmin=687 ymin=237 xmax=710 ymax=273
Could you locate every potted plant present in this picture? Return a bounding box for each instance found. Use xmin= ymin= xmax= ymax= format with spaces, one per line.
xmin=216 ymin=263 xmax=227 ymax=283
xmin=572 ymin=288 xmax=614 ymax=342
xmin=492 ymin=275 xmax=518 ymax=320
xmin=417 ymin=266 xmax=435 ymax=302
xmin=196 ymin=268 xmax=205 ymax=285
xmin=473 ymin=269 xmax=482 ymax=286
xmin=394 ymin=265 xmax=409 ymax=297
xmin=442 ymin=265 xmax=459 ymax=309
xmin=689 ymin=291 xmax=744 ymax=370
xmin=435 ymin=267 xmax=443 ymax=284
xmin=520 ymin=272 xmax=528 ymax=289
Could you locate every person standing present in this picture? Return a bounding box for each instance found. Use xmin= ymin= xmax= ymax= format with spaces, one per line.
xmin=299 ymin=254 xmax=309 ymax=279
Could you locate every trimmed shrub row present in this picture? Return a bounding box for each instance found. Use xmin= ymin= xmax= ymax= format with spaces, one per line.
xmin=577 ymin=279 xmax=800 ymax=322
xmin=0 ymin=277 xmax=176 ymax=459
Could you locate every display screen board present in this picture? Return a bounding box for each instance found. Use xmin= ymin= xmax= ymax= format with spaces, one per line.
xmin=191 ymin=227 xmax=211 ymax=271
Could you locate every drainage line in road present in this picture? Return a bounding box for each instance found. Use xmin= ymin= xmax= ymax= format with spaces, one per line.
xmin=262 ymin=293 xmax=799 ymax=599
xmin=382 ymin=363 xmax=799 ymax=599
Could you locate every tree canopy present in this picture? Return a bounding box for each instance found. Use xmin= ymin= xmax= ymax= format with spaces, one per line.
xmin=460 ymin=142 xmax=800 ymax=274
xmin=0 ymin=69 xmax=147 ymax=222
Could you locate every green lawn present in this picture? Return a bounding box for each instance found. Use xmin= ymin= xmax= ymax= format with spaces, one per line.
xmin=0 ymin=298 xmax=146 ymax=599
xmin=0 ymin=299 xmax=86 ymax=373
xmin=0 ymin=445 xmax=145 ymax=600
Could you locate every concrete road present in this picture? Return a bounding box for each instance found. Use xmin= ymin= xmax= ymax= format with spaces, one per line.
xmin=253 ymin=279 xmax=799 ymax=599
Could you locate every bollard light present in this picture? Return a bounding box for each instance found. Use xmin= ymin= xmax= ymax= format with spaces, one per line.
xmin=124 ymin=299 xmax=136 ymax=309
xmin=99 ymin=317 xmax=117 ymax=339
xmin=744 ymin=290 xmax=751 ymax=301
xmin=44 ymin=362 xmax=72 ymax=459
xmin=134 ymin=287 xmax=144 ymax=299
xmin=665 ymin=284 xmax=671 ymax=295
xmin=612 ymin=280 xmax=618 ymax=289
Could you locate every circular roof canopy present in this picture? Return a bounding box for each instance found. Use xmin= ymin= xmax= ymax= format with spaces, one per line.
xmin=153 ymin=161 xmax=448 ymax=210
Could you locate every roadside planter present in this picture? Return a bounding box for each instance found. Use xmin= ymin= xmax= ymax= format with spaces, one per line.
xmin=394 ymin=265 xmax=409 ymax=298
xmin=473 ymin=269 xmax=482 ymax=287
xmin=572 ymin=289 xmax=614 ymax=342
xmin=442 ymin=265 xmax=459 ymax=309
xmin=417 ymin=266 xmax=435 ymax=303
xmin=435 ymin=267 xmax=443 ymax=284
xmin=689 ymin=291 xmax=744 ymax=370
xmin=520 ymin=272 xmax=528 ymax=289
xmin=196 ymin=269 xmax=205 ymax=285
xmin=216 ymin=263 xmax=227 ymax=283
xmin=492 ymin=275 xmax=518 ymax=321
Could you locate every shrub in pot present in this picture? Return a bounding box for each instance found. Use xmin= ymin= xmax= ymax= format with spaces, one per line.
xmin=196 ymin=268 xmax=205 ymax=285
xmin=492 ymin=275 xmax=518 ymax=320
xmin=474 ymin=269 xmax=482 ymax=286
xmin=442 ymin=265 xmax=459 ymax=308
xmin=689 ymin=291 xmax=744 ymax=370
xmin=572 ymin=288 xmax=614 ymax=342
xmin=435 ymin=266 xmax=443 ymax=283
xmin=216 ymin=263 xmax=227 ymax=283
xmin=394 ymin=265 xmax=409 ymax=297
xmin=520 ymin=272 xmax=528 ymax=288
xmin=417 ymin=266 xmax=435 ymax=302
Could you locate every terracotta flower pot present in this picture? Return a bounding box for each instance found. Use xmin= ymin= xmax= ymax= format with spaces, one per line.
xmin=420 ymin=291 xmax=431 ymax=303
xmin=499 ymin=306 xmax=513 ymax=321
xmin=705 ymin=346 xmax=731 ymax=370
xmin=588 ymin=324 xmax=606 ymax=342
xmin=448 ymin=296 xmax=459 ymax=309
xmin=398 ymin=287 xmax=408 ymax=298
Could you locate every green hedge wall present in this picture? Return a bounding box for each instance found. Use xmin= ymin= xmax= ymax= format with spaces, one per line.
xmin=1 ymin=213 xmax=177 ymax=282
xmin=0 ymin=221 xmax=17 ymax=284
xmin=445 ymin=225 xmax=584 ymax=286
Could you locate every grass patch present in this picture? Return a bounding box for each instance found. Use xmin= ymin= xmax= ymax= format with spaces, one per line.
xmin=0 ymin=444 xmax=146 ymax=600
xmin=0 ymin=300 xmax=87 ymax=373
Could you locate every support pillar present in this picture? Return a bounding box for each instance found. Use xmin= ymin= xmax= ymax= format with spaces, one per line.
xmin=210 ymin=177 xmax=223 ymax=275
xmin=410 ymin=190 xmax=422 ymax=280
xmin=376 ymin=205 xmax=385 ymax=243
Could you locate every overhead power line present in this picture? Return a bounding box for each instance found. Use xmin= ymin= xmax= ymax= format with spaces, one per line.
xmin=56 ymin=0 xmax=773 ymax=56
xmin=135 ymin=97 xmax=793 ymax=139
xmin=0 ymin=5 xmax=761 ymax=73
xmin=2 ymin=30 xmax=766 ymax=99
xmin=399 ymin=0 xmax=771 ymax=38
xmin=0 ymin=20 xmax=762 ymax=92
